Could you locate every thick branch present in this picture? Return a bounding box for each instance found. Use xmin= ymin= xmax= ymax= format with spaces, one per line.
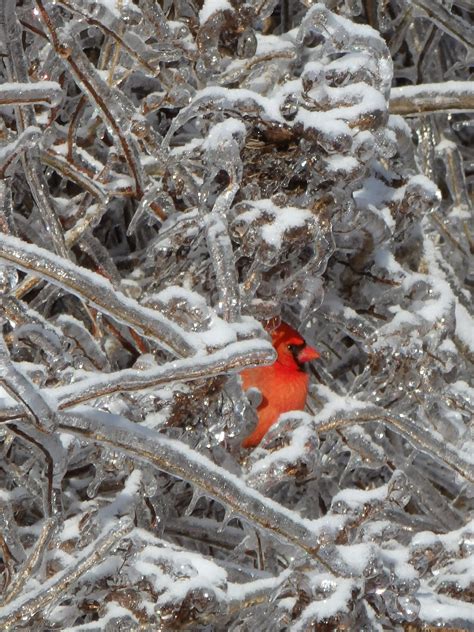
xmin=56 ymin=409 xmax=347 ymax=573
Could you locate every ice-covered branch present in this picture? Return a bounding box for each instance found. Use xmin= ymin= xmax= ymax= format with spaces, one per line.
xmin=200 ymin=121 xmax=244 ymax=321
xmin=0 ymin=233 xmax=198 ymax=357
xmin=0 ymin=82 xmax=63 ymax=107
xmin=410 ymin=0 xmax=473 ymax=55
xmin=0 ymin=518 xmax=133 ymax=629
xmin=0 ymin=339 xmax=274 ymax=420
xmin=0 ymin=0 xmax=68 ymax=258
xmin=57 ymin=409 xmax=347 ymax=573
xmin=315 ymin=407 xmax=474 ymax=483
xmin=34 ymin=0 xmax=147 ymax=198
xmin=390 ymin=81 xmax=474 ymax=115
xmin=0 ymin=0 xmax=472 ymax=627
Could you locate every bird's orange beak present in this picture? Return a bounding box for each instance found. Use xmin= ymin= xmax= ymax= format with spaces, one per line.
xmin=296 ymin=345 xmax=320 ymax=364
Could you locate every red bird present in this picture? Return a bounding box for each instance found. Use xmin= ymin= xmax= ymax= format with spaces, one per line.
xmin=241 ymin=322 xmax=319 ymax=448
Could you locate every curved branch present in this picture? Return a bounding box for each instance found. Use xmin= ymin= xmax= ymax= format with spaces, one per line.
xmin=56 ymin=409 xmax=348 ymax=575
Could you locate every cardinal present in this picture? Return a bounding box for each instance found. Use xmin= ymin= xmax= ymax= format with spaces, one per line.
xmin=241 ymin=322 xmax=320 ymax=448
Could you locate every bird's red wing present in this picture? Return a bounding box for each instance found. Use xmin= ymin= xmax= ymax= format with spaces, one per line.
xmin=242 ymin=398 xmax=276 ymax=448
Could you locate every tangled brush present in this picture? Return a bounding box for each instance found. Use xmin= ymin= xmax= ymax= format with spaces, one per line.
xmin=0 ymin=0 xmax=472 ymax=629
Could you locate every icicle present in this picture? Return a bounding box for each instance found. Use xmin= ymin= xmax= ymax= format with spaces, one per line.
xmin=184 ymin=487 xmax=206 ymax=517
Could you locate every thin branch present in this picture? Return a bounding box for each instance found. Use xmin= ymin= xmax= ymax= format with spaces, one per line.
xmin=315 ymin=408 xmax=474 ymax=483
xmin=35 ymin=0 xmax=146 ymax=198
xmin=0 ymin=0 xmax=68 ymax=258
xmin=390 ymin=81 xmax=474 ymax=115
xmin=0 ymin=518 xmax=133 ymax=629
xmin=0 ymin=82 xmax=62 ymax=107
xmin=2 ymin=517 xmax=57 ymax=605
xmin=0 ymin=233 xmax=198 ymax=357
xmin=410 ymin=0 xmax=473 ymax=54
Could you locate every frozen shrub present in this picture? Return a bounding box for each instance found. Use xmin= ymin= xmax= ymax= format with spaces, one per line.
xmin=0 ymin=0 xmax=472 ymax=630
